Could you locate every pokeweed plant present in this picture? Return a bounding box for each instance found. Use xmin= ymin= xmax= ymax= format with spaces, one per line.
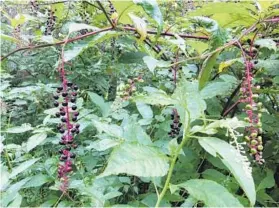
xmin=0 ymin=1 xmax=279 ymax=207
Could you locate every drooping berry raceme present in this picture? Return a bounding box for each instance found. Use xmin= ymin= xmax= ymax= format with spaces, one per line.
xmin=54 ymin=65 xmax=79 ymax=192
xmin=44 ymin=9 xmax=56 ymax=36
xmin=168 ymin=109 xmax=182 ymax=138
xmin=238 ymin=40 xmax=264 ymax=164
xmin=119 ymin=76 xmax=144 ymax=100
xmin=30 ymin=0 xmax=39 ymax=14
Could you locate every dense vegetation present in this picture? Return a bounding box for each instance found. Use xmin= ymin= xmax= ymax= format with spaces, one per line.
xmin=1 ymin=0 xmax=279 ymax=207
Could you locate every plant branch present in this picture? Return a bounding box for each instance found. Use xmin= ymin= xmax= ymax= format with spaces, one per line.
xmin=155 ymin=109 xmax=191 ymax=208
xmin=96 ymin=1 xmax=115 ymax=28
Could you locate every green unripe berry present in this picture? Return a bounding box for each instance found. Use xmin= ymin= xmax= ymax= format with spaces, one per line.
xmin=258 ymin=113 xmax=262 ymax=118
xmin=257 ymin=145 xmax=263 ymax=151
xmin=252 ymin=94 xmax=259 ymax=98
xmin=258 ymin=128 xmax=263 ymax=134
xmin=245 ymin=136 xmax=250 ymax=141
xmin=244 ymin=117 xmax=250 ymax=122
xmin=250 ymin=148 xmax=257 ymax=154
xmin=251 ymin=132 xmax=257 ymax=138
xmin=257 ymin=102 xmax=263 ymax=108
xmin=257 ymin=122 xmax=262 ymax=127
xmin=257 ymin=136 xmax=262 ymax=142
xmin=245 ymin=104 xmax=252 ymax=110
xmin=251 ymin=139 xmax=258 ymax=145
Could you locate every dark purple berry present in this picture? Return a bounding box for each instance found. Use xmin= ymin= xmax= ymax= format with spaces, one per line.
xmin=53 ymin=95 xmax=59 ymax=100
xmin=73 ymin=85 xmax=78 ymax=91
xmin=67 ymin=140 xmax=73 ymax=144
xmin=66 ymin=146 xmax=71 ymax=151
xmin=70 ymin=153 xmax=76 ymax=158
xmin=72 ymin=92 xmax=77 ymax=96
xmin=58 ymin=149 xmax=63 ymax=154
xmin=54 ymin=101 xmax=59 ymax=107
xmin=70 ymin=98 xmax=76 ymax=103
xmin=61 ymin=117 xmax=67 ymax=122
xmin=75 ymin=124 xmax=80 ymax=128
xmin=67 ymin=82 xmax=73 ymax=87
xmin=74 ymin=112 xmax=79 ymax=116
xmin=72 ymin=116 xmax=77 ymax=122
xmin=55 ymin=112 xmax=61 ymax=117
xmin=62 ymin=92 xmax=68 ymax=97
xmin=72 ymin=105 xmax=77 ymax=110
xmin=57 ymin=124 xmax=62 ymax=130
xmin=75 ymin=129 xmax=80 ymax=134
xmin=59 ymin=141 xmax=65 ymax=145
xmin=59 ymin=128 xmax=65 ymax=133
xmin=72 ymin=144 xmax=78 ymax=149
xmin=71 ymin=128 xmax=76 ymax=133
xmin=178 ymin=123 xmax=182 ymax=127
xmin=57 ymin=86 xmax=63 ymax=91
xmin=60 ymin=111 xmax=66 ymax=116
xmin=62 ymin=101 xmax=68 ymax=106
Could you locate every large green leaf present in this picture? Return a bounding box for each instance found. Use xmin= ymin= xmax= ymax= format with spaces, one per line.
xmin=26 ymin=133 xmax=47 ymax=152
xmin=198 ymin=52 xmax=219 ymax=90
xmin=173 ymin=179 xmax=243 ymax=207
xmin=92 ymin=120 xmax=123 ymax=138
xmin=99 ymin=143 xmax=169 ymax=177
xmin=134 ymin=0 xmax=163 ymax=33
xmin=88 ymin=92 xmax=111 ymax=117
xmin=136 ymin=102 xmax=153 ymax=119
xmin=256 ymin=169 xmax=275 ymax=191
xmin=198 ymin=137 xmax=256 ymax=205
xmin=133 ymin=89 xmax=174 ymax=106
xmin=9 ymin=158 xmax=40 ymax=179
xmin=6 ymin=123 xmax=33 ymax=133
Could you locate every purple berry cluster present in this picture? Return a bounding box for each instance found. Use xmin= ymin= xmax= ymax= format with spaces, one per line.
xmin=44 ymin=9 xmax=56 ymax=35
xmin=168 ymin=109 xmax=182 ymax=138
xmin=53 ymin=79 xmax=79 ymax=190
xmin=30 ymin=0 xmax=39 ymax=14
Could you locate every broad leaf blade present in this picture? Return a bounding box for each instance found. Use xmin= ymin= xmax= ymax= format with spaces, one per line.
xmin=198 ymin=52 xmax=219 ymax=90
xmin=99 ymin=143 xmax=169 ymax=177
xmin=198 ymin=137 xmax=256 ymax=205
xmin=26 ymin=133 xmax=47 ymax=152
xmin=175 ymin=179 xmax=243 ymax=207
xmin=9 ymin=158 xmax=40 ymax=179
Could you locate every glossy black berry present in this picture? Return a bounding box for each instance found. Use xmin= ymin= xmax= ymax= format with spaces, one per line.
xmin=74 ymin=112 xmax=79 ymax=116
xmin=254 ymin=60 xmax=258 ymax=64
xmin=67 ymin=140 xmax=73 ymax=144
xmin=70 ymin=153 xmax=76 ymax=158
xmin=59 ymin=128 xmax=65 ymax=133
xmin=70 ymin=98 xmax=76 ymax=103
xmin=53 ymin=95 xmax=59 ymax=100
xmin=67 ymin=82 xmax=73 ymax=87
xmin=58 ymin=149 xmax=63 ymax=154
xmin=54 ymin=101 xmax=59 ymax=107
xmin=247 ymin=39 xmax=251 ymax=44
xmin=71 ymin=128 xmax=76 ymax=133
xmin=72 ymin=92 xmax=77 ymax=97
xmin=62 ymin=102 xmax=68 ymax=106
xmin=59 ymin=141 xmax=65 ymax=145
xmin=75 ymin=124 xmax=80 ymax=128
xmin=72 ymin=116 xmax=77 ymax=122
xmin=66 ymin=146 xmax=71 ymax=151
xmin=55 ymin=112 xmax=61 ymax=118
xmin=76 ymin=129 xmax=80 ymax=134
xmin=62 ymin=92 xmax=68 ymax=97
xmin=57 ymin=124 xmax=62 ymax=130
xmin=61 ymin=117 xmax=67 ymax=122
xmin=178 ymin=123 xmax=182 ymax=127
xmin=72 ymin=144 xmax=78 ymax=149
xmin=60 ymin=111 xmax=66 ymax=116
xmin=57 ymin=86 xmax=63 ymax=91
xmin=72 ymin=105 xmax=77 ymax=110
xmin=73 ymin=85 xmax=78 ymax=91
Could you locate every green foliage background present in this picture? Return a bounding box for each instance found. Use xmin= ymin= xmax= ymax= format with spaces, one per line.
xmin=0 ymin=0 xmax=279 ymax=207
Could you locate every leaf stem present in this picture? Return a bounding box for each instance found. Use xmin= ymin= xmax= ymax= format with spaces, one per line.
xmin=155 ymin=109 xmax=191 ymax=207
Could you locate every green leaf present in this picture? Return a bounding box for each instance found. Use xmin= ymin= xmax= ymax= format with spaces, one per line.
xmin=88 ymin=92 xmax=111 ymax=117
xmin=0 ymin=166 xmax=10 ymax=191
xmin=134 ymin=0 xmax=163 ymax=33
xmin=128 ymin=13 xmax=147 ymax=41
xmin=7 ymin=194 xmax=22 ymax=207
xmin=0 ymin=34 xmax=20 ymax=43
xmin=198 ymin=52 xmax=219 ymax=90
xmin=174 ymin=179 xmax=243 ymax=207
xmin=99 ymin=142 xmax=169 ymax=177
xmin=9 ymin=158 xmax=40 ymax=179
xmin=254 ymin=39 xmax=277 ymax=51
xmin=143 ymin=56 xmax=158 ymax=73
xmin=26 ymin=133 xmax=47 ymax=152
xmin=134 ymin=89 xmax=174 ymax=106
xmin=136 ymin=102 xmax=153 ymax=119
xmin=6 ymin=123 xmax=33 ymax=133
xmin=256 ymin=169 xmax=275 ymax=191
xmin=92 ymin=120 xmax=123 ymax=138
xmin=254 ymin=59 xmax=279 ymax=76
xmin=198 ymin=137 xmax=256 ymax=205
xmin=22 ymin=174 xmax=51 ymax=188
xmin=86 ymin=139 xmax=121 ymax=151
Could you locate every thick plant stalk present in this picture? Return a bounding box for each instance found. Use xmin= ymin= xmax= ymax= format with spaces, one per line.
xmin=155 ymin=110 xmax=191 ymax=208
